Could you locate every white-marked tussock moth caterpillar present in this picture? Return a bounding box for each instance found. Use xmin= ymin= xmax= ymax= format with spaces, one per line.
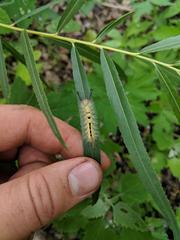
xmin=77 ymin=91 xmax=101 ymax=164
xmin=79 ymin=98 xmax=99 ymax=144
xmin=78 ymin=93 xmax=101 ymax=203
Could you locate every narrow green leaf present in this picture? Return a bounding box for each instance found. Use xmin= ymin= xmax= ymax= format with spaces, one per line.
xmin=71 ymin=46 xmax=91 ymax=100
xmin=21 ymin=30 xmax=65 ymax=146
xmin=0 ymin=38 xmax=10 ymax=99
xmin=155 ymin=64 xmax=180 ymax=122
xmin=94 ymin=11 xmax=133 ymax=43
xmin=13 ymin=0 xmax=60 ymax=26
xmin=2 ymin=40 xmax=25 ymax=64
xmin=100 ymin=49 xmax=180 ymax=240
xmin=71 ymin=46 xmax=101 ymax=203
xmin=56 ymin=0 xmax=84 ymax=34
xmin=71 ymin=46 xmax=100 ymax=162
xmin=141 ymin=35 xmax=180 ymax=53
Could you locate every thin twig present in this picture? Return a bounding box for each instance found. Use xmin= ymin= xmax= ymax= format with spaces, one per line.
xmin=0 ymin=22 xmax=179 ymax=75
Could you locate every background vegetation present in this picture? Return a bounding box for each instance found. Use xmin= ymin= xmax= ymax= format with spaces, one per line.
xmin=0 ymin=0 xmax=179 ymax=239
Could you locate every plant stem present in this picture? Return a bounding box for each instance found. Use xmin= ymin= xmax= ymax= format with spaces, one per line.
xmin=0 ymin=22 xmax=179 ymax=75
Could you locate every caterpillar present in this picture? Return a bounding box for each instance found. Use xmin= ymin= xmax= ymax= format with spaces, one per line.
xmin=79 ymin=98 xmax=99 ymax=145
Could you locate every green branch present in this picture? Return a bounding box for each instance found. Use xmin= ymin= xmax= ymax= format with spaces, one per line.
xmin=0 ymin=22 xmax=179 ymax=75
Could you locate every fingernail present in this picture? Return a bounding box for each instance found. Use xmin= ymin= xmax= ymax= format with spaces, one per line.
xmin=68 ymin=161 xmax=101 ymax=196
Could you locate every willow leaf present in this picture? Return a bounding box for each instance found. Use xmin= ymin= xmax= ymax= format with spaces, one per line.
xmin=0 ymin=38 xmax=10 ymax=99
xmin=71 ymin=46 xmax=101 ymax=203
xmin=21 ymin=30 xmax=65 ymax=146
xmin=141 ymin=35 xmax=180 ymax=53
xmin=56 ymin=0 xmax=84 ymax=34
xmin=155 ymin=64 xmax=180 ymax=122
xmin=71 ymin=46 xmax=91 ymax=100
xmin=94 ymin=11 xmax=133 ymax=43
xmin=100 ymin=49 xmax=180 ymax=240
xmin=13 ymin=0 xmax=60 ymax=26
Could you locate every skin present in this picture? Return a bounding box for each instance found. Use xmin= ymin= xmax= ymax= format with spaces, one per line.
xmin=0 ymin=105 xmax=110 ymax=240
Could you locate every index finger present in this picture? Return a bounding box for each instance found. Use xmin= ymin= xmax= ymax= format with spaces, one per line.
xmin=0 ymin=105 xmax=110 ymax=167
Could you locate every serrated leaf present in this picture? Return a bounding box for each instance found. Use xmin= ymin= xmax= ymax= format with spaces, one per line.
xmin=53 ymin=215 xmax=88 ymax=234
xmin=0 ymin=38 xmax=10 ymax=99
xmin=155 ymin=64 xmax=180 ymax=123
xmin=20 ymin=30 xmax=65 ymax=146
xmin=95 ymin=11 xmax=133 ymax=42
xmin=82 ymin=199 xmax=109 ymax=219
xmin=113 ymin=202 xmax=146 ymax=231
xmin=141 ymin=35 xmax=180 ymax=53
xmin=12 ymin=0 xmax=60 ymax=26
xmin=65 ymin=199 xmax=90 ymax=217
xmin=100 ymin=49 xmax=180 ymax=240
xmin=119 ymin=173 xmax=149 ymax=205
xmin=56 ymin=0 xmax=84 ymax=33
xmin=83 ymin=219 xmax=119 ymax=240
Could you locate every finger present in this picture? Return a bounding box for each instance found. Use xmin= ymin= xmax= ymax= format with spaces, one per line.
xmin=11 ymin=145 xmax=53 ymax=179
xmin=12 ymin=146 xmax=110 ymax=179
xmin=19 ymin=145 xmax=52 ymax=167
xmin=0 ymin=105 xmax=80 ymax=156
xmin=0 ymin=105 xmax=110 ymax=169
xmin=0 ymin=157 xmax=102 ymax=240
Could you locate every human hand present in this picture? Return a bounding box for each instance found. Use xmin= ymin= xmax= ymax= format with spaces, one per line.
xmin=0 ymin=105 xmax=110 ymax=240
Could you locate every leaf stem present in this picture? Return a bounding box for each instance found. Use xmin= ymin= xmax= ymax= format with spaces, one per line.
xmin=0 ymin=22 xmax=179 ymax=75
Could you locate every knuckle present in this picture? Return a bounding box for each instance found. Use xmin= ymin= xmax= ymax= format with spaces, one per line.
xmin=27 ymin=172 xmax=56 ymax=226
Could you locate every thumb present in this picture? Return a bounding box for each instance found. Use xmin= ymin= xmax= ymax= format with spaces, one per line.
xmin=0 ymin=157 xmax=102 ymax=240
